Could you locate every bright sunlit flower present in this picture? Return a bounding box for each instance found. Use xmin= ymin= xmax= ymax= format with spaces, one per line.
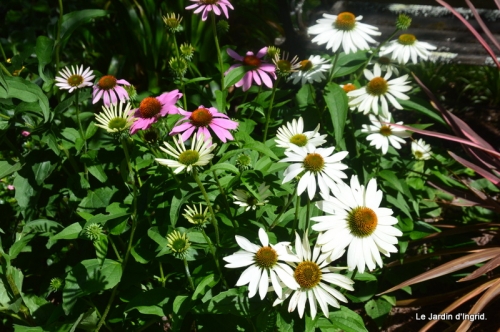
xmin=233 ymin=183 xmax=271 ymax=211
xmin=308 ymin=12 xmax=381 ymax=54
xmin=156 ymin=134 xmax=216 ymax=174
xmin=183 ymin=203 xmax=210 ymax=227
xmin=186 ymin=0 xmax=234 ymax=21
xmin=273 ymin=233 xmax=354 ymax=319
xmin=95 ymin=101 xmax=136 ymax=133
xmin=275 ymin=117 xmax=327 ymax=151
xmin=281 ymin=145 xmax=348 ymax=200
xmin=167 ymin=230 xmax=191 ymax=258
xmin=412 ymin=138 xmax=432 ymax=160
xmin=169 ymin=105 xmax=238 ymax=143
xmin=130 ymin=90 xmax=183 ymax=134
xmin=312 ymin=175 xmax=403 ymax=273
xmin=288 ymin=55 xmax=332 ymax=85
xmin=92 ymin=75 xmax=131 ymax=106
xmin=361 ymin=114 xmax=410 ymax=155
xmin=226 ymin=47 xmax=276 ymax=91
xmin=223 ymin=228 xmax=300 ymax=300
xmin=347 ymin=64 xmax=411 ymax=117
xmin=55 ymin=65 xmax=94 ymax=93
xmin=369 ymin=56 xmax=400 ymax=76
xmin=380 ymin=34 xmax=437 ymax=64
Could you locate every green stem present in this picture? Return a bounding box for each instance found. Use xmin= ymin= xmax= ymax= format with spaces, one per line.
xmin=193 ymin=168 xmax=220 ymax=245
xmin=55 ymin=0 xmax=63 ymax=72
xmin=183 ymin=258 xmax=195 ymax=290
xmin=0 ymin=113 xmax=10 ymax=120
xmin=108 ymin=236 xmax=122 ymax=262
xmin=305 ymin=198 xmax=311 ymax=235
xmin=0 ymin=62 xmax=11 ymax=76
xmin=201 ymin=228 xmax=228 ymax=289
xmin=210 ymin=163 xmax=236 ymax=226
xmin=172 ymin=34 xmax=188 ymax=110
xmin=356 ymin=29 xmax=399 ymax=80
xmin=292 ymin=195 xmax=300 ymax=241
xmin=211 ymin=12 xmax=224 ymax=89
xmin=75 ymin=90 xmax=89 ymax=182
xmin=263 ymin=76 xmax=281 ymax=142
xmin=270 ymin=187 xmax=297 ymax=229
xmin=159 ymin=261 xmax=166 ymax=287
xmin=95 ymin=138 xmax=139 ymax=332
xmin=0 ymin=42 xmax=7 ymax=62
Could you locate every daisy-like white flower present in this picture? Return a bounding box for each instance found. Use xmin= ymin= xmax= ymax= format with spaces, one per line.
xmin=281 ymin=145 xmax=348 ymax=200
xmin=223 ymin=228 xmax=300 ymax=300
xmin=55 ymin=65 xmax=94 ymax=93
xmin=92 ymin=75 xmax=131 ymax=106
xmin=411 ymin=138 xmax=432 ymax=160
xmin=169 ymin=105 xmax=238 ymax=143
xmin=311 ymin=175 xmax=403 ymax=273
xmin=233 ymin=183 xmax=271 ymax=211
xmin=347 ymin=64 xmax=411 ymax=117
xmin=273 ymin=232 xmax=354 ymax=319
xmin=288 ymin=55 xmax=332 ymax=85
xmin=361 ymin=114 xmax=410 ymax=155
xmin=225 ymin=47 xmax=276 ymax=92
xmin=369 ymin=55 xmax=400 ymax=76
xmin=380 ymin=34 xmax=437 ymax=65
xmin=308 ymin=12 xmax=381 ymax=54
xmin=130 ymin=90 xmax=182 ymax=135
xmin=183 ymin=204 xmax=210 ymax=227
xmin=94 ymin=101 xmax=136 ymax=133
xmin=156 ymin=134 xmax=216 ymax=174
xmin=273 ymin=51 xmax=300 ymax=77
xmin=186 ymin=0 xmax=234 ymax=21
xmin=275 ymin=117 xmax=327 ymax=151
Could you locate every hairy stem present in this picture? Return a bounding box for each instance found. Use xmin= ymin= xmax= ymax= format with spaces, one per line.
xmin=193 ymin=168 xmax=220 ymax=245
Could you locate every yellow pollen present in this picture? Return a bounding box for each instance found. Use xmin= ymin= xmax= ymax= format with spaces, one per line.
xmin=303 ymin=153 xmax=325 ymax=173
xmin=398 ymin=34 xmax=417 ymax=46
xmin=300 ymin=60 xmax=313 ymax=71
xmin=290 ymin=134 xmax=308 ymax=147
xmin=67 ymin=75 xmax=84 ymax=87
xmin=243 ymin=55 xmax=261 ymax=68
xmin=348 ymin=206 xmax=378 ymax=237
xmin=190 ymin=108 xmax=213 ymax=127
xmin=342 ymin=83 xmax=356 ymax=93
xmin=294 ymin=261 xmax=322 ymax=289
xmin=97 ymin=75 xmax=117 ymax=90
xmin=334 ymin=12 xmax=356 ymax=31
xmin=139 ymin=97 xmax=162 ymax=118
xmin=255 ymin=246 xmax=278 ymax=268
xmin=178 ymin=150 xmax=199 ymax=165
xmin=379 ymin=125 xmax=392 ymax=137
xmin=366 ymin=77 xmax=388 ymax=96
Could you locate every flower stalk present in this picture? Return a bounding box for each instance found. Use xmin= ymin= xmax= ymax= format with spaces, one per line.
xmin=193 ymin=168 xmax=220 ymax=245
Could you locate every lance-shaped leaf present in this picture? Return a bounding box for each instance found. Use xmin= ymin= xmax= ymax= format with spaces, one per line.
xmin=448 ymin=151 xmax=500 ymax=187
xmin=379 ymin=248 xmax=500 ymax=295
xmin=465 ymin=0 xmax=500 ymax=53
xmin=419 ymin=278 xmax=498 ymax=331
xmin=459 ymin=254 xmax=500 ymax=282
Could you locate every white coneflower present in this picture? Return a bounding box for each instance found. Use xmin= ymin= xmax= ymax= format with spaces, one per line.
xmin=275 ymin=117 xmax=327 ymax=151
xmin=94 ymin=101 xmax=136 ymax=133
xmin=155 ymin=134 xmax=216 ymax=174
xmin=361 ymin=114 xmax=410 ymax=155
xmin=232 ymin=183 xmax=271 ymax=211
xmin=380 ymin=34 xmax=437 ymax=65
xmin=312 ymin=175 xmax=403 ymax=273
xmin=308 ymin=12 xmax=381 ymax=54
xmin=288 ymin=55 xmax=332 ymax=85
xmin=411 ymin=138 xmax=432 ymax=160
xmin=55 ymin=65 xmax=94 ymax=92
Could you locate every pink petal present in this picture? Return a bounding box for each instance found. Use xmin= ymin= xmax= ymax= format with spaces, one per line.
xmin=256 ymin=47 xmax=268 ymax=58
xmin=227 ymin=49 xmax=244 ymax=61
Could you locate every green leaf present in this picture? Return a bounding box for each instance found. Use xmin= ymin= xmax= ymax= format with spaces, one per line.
xmin=50 ymin=222 xmax=82 ymax=242
xmin=365 ymin=298 xmax=393 ymax=328
xmin=192 ymin=274 xmax=218 ymax=300
xmin=243 ymin=142 xmax=278 ymax=160
xmin=35 ymin=36 xmax=54 ymax=83
xmin=296 ymin=83 xmax=315 ymax=108
xmin=223 ymin=66 xmax=248 ymax=90
xmin=94 ymin=234 xmax=108 ymax=266
xmin=147 ymin=227 xmax=168 ymax=247
xmin=332 ymin=51 xmax=368 ymax=78
xmin=32 ymin=160 xmax=54 ymax=186
xmin=23 ymin=219 xmax=62 ymax=236
xmin=60 ymin=10 xmax=108 ymax=46
xmin=399 ymin=98 xmax=446 ymax=126
xmin=8 ymin=234 xmax=35 ymax=260
xmin=215 ymin=89 xmax=228 ymax=112
xmin=79 ymin=187 xmax=118 ymax=209
xmin=85 ymin=122 xmax=98 ymax=140
xmin=63 ymin=259 xmax=122 ymax=314
xmin=124 ymin=288 xmax=175 ymax=317
xmin=13 ymin=173 xmax=37 ymax=212
xmin=0 ymin=161 xmax=22 ymax=178
xmin=207 ymin=162 xmax=239 ymax=175
xmin=327 ymin=306 xmax=367 ymax=332
xmin=386 ymin=192 xmax=413 ymax=219
xmin=4 ymin=76 xmax=50 ymax=122
xmin=324 ymin=82 xmax=348 ymax=150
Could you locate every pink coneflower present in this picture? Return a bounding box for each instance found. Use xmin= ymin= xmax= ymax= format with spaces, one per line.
xmin=130 ymin=90 xmax=183 ymax=135
xmin=225 ymin=47 xmax=276 ymax=92
xmin=169 ymin=106 xmax=238 ymax=143
xmin=186 ymin=0 xmax=234 ymax=21
xmin=92 ymin=75 xmax=131 ymax=106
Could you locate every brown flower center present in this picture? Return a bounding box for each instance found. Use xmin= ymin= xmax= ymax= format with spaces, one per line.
xmin=97 ymin=75 xmax=117 ymax=90
xmin=303 ymin=153 xmax=325 ymax=173
xmin=366 ymin=77 xmax=388 ymax=96
xmin=334 ymin=12 xmax=356 ymax=31
xmin=67 ymin=75 xmax=84 ymax=87
xmin=398 ymin=34 xmax=417 ymax=46
xmin=377 ymin=56 xmax=392 ymax=65
xmin=139 ymin=97 xmax=162 ymax=118
xmin=348 ymin=206 xmax=378 ymax=237
xmin=243 ymin=55 xmax=261 ymax=68
xmin=300 ymin=60 xmax=313 ymax=71
xmin=255 ymin=246 xmax=278 ymax=268
xmin=379 ymin=125 xmax=392 ymax=137
xmin=294 ymin=261 xmax=322 ymax=289
xmin=342 ymin=83 xmax=357 ymax=93
xmin=190 ymin=108 xmax=213 ymax=127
